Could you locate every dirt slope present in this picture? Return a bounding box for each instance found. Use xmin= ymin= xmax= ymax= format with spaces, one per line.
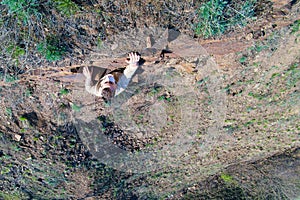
xmin=0 ymin=0 xmax=299 ymax=199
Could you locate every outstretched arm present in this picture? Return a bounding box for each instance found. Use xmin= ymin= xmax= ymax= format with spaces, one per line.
xmin=83 ymin=67 xmax=102 ymax=97
xmin=115 ymin=52 xmax=140 ymax=96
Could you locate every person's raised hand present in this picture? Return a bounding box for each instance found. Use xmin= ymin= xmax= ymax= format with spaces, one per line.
xmin=126 ymin=52 xmax=140 ymax=67
xmin=83 ymin=66 xmax=92 ymax=79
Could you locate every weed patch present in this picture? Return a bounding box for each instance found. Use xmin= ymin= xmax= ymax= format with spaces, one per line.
xmin=0 ymin=191 xmax=23 ymax=200
xmin=194 ymin=0 xmax=257 ymax=38
xmin=54 ymin=0 xmax=79 ymax=17
xmin=6 ymin=45 xmax=25 ymax=61
xmin=291 ymin=19 xmax=300 ymax=34
xmin=285 ymin=63 xmax=300 ymax=89
xmin=1 ymin=0 xmax=40 ymax=24
xmin=220 ymin=173 xmax=234 ymax=183
xmin=59 ymin=88 xmax=70 ymax=95
xmin=37 ymin=37 xmax=66 ymax=61
xmin=2 ymin=74 xmax=18 ymax=82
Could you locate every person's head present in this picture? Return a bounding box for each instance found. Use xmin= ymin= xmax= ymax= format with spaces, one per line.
xmin=98 ymin=74 xmax=117 ymax=101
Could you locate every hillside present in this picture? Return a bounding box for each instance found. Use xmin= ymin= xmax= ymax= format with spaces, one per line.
xmin=0 ymin=0 xmax=299 ymax=199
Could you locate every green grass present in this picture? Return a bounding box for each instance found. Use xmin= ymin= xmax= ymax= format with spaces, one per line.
xmin=285 ymin=63 xmax=300 ymax=89
xmin=37 ymin=37 xmax=66 ymax=61
xmin=6 ymin=107 xmax=12 ymax=118
xmin=291 ymin=19 xmax=300 ymax=34
xmin=239 ymin=56 xmax=247 ymax=64
xmin=1 ymin=0 xmax=78 ymax=66
xmin=220 ymin=173 xmax=234 ymax=183
xmin=97 ymin=36 xmax=103 ymax=49
xmin=54 ymin=0 xmax=79 ymax=17
xmin=1 ymin=0 xmax=40 ymax=24
xmin=6 ymin=45 xmax=25 ymax=59
xmin=71 ymin=103 xmax=81 ymax=112
xmin=244 ymin=119 xmax=256 ymax=127
xmin=24 ymin=88 xmax=32 ymax=97
xmin=59 ymin=88 xmax=70 ymax=95
xmin=19 ymin=116 xmax=27 ymax=121
xmin=194 ymin=0 xmax=257 ymax=38
xmin=271 ymin=72 xmax=280 ymax=79
xmin=1 ymin=166 xmax=11 ymax=175
xmin=249 ymin=43 xmax=269 ymax=53
xmin=248 ymin=92 xmax=267 ymax=100
xmin=0 ymin=191 xmax=23 ymax=200
xmin=3 ymin=74 xmax=18 ymax=82
xmin=194 ymin=0 xmax=228 ymax=38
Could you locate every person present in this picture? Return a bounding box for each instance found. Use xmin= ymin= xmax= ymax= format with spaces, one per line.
xmin=83 ymin=52 xmax=141 ymax=101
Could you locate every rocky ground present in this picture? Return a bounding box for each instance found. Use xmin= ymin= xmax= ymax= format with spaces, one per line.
xmin=0 ymin=0 xmax=299 ymax=199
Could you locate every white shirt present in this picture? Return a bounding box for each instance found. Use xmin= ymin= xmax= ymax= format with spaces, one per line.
xmin=85 ymin=64 xmax=139 ymax=97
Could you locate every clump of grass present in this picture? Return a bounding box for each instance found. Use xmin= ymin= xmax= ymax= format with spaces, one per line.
xmin=0 ymin=191 xmax=23 ymax=200
xmin=285 ymin=63 xmax=300 ymax=89
xmin=6 ymin=107 xmax=12 ymax=118
xmin=97 ymin=36 xmax=103 ymax=49
xmin=54 ymin=0 xmax=79 ymax=17
xmin=6 ymin=45 xmax=25 ymax=59
xmin=6 ymin=44 xmax=25 ymax=65
xmin=19 ymin=116 xmax=27 ymax=121
xmin=194 ymin=0 xmax=228 ymax=38
xmin=71 ymin=103 xmax=81 ymax=112
xmin=3 ymin=74 xmax=18 ymax=82
xmin=239 ymin=56 xmax=247 ymax=64
xmin=1 ymin=0 xmax=40 ymax=24
xmin=194 ymin=0 xmax=257 ymax=38
xmin=59 ymin=88 xmax=70 ymax=95
xmin=37 ymin=37 xmax=66 ymax=61
xmin=220 ymin=173 xmax=234 ymax=183
xmin=291 ymin=19 xmax=300 ymax=34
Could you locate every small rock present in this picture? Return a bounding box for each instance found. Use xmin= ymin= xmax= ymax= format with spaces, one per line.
xmin=14 ymin=134 xmax=21 ymax=141
xmin=146 ymin=34 xmax=154 ymax=48
xmin=132 ymin=76 xmax=139 ymax=83
xmin=195 ymin=74 xmax=203 ymax=81
xmin=111 ymin=43 xmax=118 ymax=50
xmin=245 ymin=33 xmax=253 ymax=41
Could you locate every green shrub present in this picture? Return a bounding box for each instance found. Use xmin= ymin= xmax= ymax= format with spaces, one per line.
xmin=6 ymin=44 xmax=25 ymax=65
xmin=227 ymin=0 xmax=257 ymax=27
xmin=194 ymin=0 xmax=257 ymax=38
xmin=6 ymin=45 xmax=25 ymax=59
xmin=194 ymin=0 xmax=227 ymax=38
xmin=37 ymin=37 xmax=66 ymax=61
xmin=1 ymin=0 xmax=39 ymax=24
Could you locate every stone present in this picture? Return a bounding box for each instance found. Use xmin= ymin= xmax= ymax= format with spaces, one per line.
xmin=14 ymin=134 xmax=21 ymax=142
